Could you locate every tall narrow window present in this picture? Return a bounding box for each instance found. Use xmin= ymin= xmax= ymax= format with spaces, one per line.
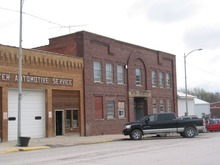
xmin=153 ymin=99 xmax=157 ymax=113
xmin=166 ymin=73 xmax=171 ymax=88
xmin=107 ymin=101 xmax=115 ymax=119
xmin=94 ymin=61 xmax=102 ymax=82
xmin=167 ymin=100 xmax=172 ymax=112
xmin=159 ymin=72 xmax=164 ymax=88
xmin=136 ymin=68 xmax=142 ymax=86
xmin=95 ymin=96 xmax=103 ymax=119
xmin=160 ymin=100 xmax=164 ymax=112
xmin=73 ymin=110 xmax=78 ymax=128
xmin=106 ymin=63 xmax=113 ymax=83
xmin=152 ymin=70 xmax=157 ymax=87
xmin=66 ymin=110 xmax=71 ymax=128
xmin=117 ymin=65 xmax=124 ymax=84
xmin=118 ymin=101 xmax=125 ymax=118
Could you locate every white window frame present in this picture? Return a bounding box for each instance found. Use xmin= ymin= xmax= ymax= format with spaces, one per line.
xmin=94 ymin=61 xmax=102 ymax=82
xmin=117 ymin=65 xmax=124 ymax=84
xmin=160 ymin=100 xmax=164 ymax=112
xmin=167 ymin=100 xmax=172 ymax=112
xmin=166 ymin=73 xmax=171 ymax=88
xmin=107 ymin=101 xmax=115 ymax=119
xmin=106 ymin=63 xmax=113 ymax=83
xmin=152 ymin=70 xmax=157 ymax=87
xmin=135 ymin=68 xmax=142 ymax=86
xmin=153 ymin=99 xmax=157 ymax=113
xmin=118 ymin=101 xmax=125 ymax=118
xmin=159 ymin=72 xmax=164 ymax=88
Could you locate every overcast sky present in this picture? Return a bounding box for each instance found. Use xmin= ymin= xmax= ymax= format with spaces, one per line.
xmin=1 ymin=0 xmax=220 ymax=92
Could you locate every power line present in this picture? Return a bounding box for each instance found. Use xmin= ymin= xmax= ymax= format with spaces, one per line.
xmin=0 ymin=6 xmax=86 ymax=32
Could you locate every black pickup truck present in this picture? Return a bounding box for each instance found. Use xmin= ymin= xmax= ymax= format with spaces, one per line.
xmin=123 ymin=112 xmax=205 ymax=140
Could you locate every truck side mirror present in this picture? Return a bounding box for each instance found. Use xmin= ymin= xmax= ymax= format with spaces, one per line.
xmin=145 ymin=118 xmax=150 ymax=124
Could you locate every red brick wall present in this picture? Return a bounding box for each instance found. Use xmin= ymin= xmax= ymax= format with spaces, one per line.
xmin=35 ymin=31 xmax=177 ymax=136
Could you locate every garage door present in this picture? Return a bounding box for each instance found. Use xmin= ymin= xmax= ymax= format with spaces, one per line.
xmin=8 ymin=89 xmax=45 ymax=141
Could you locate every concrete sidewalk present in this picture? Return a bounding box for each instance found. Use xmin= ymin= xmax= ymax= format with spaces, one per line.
xmin=0 ymin=134 xmax=125 ymax=154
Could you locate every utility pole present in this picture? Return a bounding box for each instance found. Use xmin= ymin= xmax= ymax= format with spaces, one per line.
xmin=17 ymin=0 xmax=24 ymax=146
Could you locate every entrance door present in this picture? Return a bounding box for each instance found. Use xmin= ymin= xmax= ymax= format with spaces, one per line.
xmin=56 ymin=111 xmax=63 ymax=136
xmin=134 ymin=98 xmax=145 ymax=120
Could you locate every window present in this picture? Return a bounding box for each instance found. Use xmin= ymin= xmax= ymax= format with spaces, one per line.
xmin=106 ymin=63 xmax=113 ymax=83
xmin=160 ymin=100 xmax=164 ymax=112
xmin=152 ymin=99 xmax=157 ymax=113
xmin=166 ymin=73 xmax=171 ymax=88
xmin=136 ymin=68 xmax=142 ymax=86
xmin=117 ymin=65 xmax=124 ymax=84
xmin=167 ymin=100 xmax=172 ymax=112
xmin=118 ymin=101 xmax=125 ymax=118
xmin=66 ymin=110 xmax=71 ymax=128
xmin=95 ymin=96 xmax=103 ymax=119
xmin=107 ymin=101 xmax=115 ymax=119
xmin=152 ymin=71 xmax=157 ymax=87
xmin=66 ymin=109 xmax=79 ymax=129
xmin=159 ymin=72 xmax=164 ymax=88
xmin=94 ymin=61 xmax=102 ymax=82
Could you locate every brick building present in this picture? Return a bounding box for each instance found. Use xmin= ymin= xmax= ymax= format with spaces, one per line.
xmin=0 ymin=44 xmax=84 ymax=142
xmin=36 ymin=31 xmax=177 ymax=136
xmin=210 ymin=101 xmax=220 ymax=118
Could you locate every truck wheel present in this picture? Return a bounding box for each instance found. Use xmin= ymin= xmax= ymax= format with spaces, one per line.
xmin=130 ymin=129 xmax=142 ymax=140
xmin=184 ymin=127 xmax=196 ymax=138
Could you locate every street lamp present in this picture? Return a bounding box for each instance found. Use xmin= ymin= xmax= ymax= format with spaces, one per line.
xmin=184 ymin=48 xmax=202 ymax=116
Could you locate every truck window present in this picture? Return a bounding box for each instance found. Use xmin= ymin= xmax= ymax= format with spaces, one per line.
xmin=148 ymin=114 xmax=157 ymax=122
xmin=158 ymin=113 xmax=174 ymax=121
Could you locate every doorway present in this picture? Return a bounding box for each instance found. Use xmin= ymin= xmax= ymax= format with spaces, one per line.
xmin=134 ymin=98 xmax=145 ymax=120
xmin=56 ymin=110 xmax=63 ymax=136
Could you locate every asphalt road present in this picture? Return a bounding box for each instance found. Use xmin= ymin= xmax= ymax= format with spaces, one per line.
xmin=0 ymin=132 xmax=220 ymax=165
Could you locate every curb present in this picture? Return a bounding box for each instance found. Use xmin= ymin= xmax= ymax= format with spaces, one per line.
xmin=0 ymin=146 xmax=50 ymax=154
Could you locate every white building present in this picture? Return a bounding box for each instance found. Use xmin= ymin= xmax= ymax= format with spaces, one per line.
xmin=194 ymin=98 xmax=210 ymax=118
xmin=177 ymin=92 xmax=210 ymax=117
xmin=177 ymin=92 xmax=196 ymax=116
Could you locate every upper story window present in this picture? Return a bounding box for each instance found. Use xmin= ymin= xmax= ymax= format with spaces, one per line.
xmin=94 ymin=61 xmax=102 ymax=82
xmin=166 ymin=73 xmax=171 ymax=88
xmin=152 ymin=70 xmax=157 ymax=87
xmin=159 ymin=72 xmax=164 ymax=88
xmin=117 ymin=65 xmax=124 ymax=84
xmin=106 ymin=63 xmax=113 ymax=83
xmin=135 ymin=68 xmax=142 ymax=86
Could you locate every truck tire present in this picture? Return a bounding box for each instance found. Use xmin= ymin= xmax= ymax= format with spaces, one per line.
xmin=184 ymin=127 xmax=196 ymax=138
xmin=130 ymin=129 xmax=142 ymax=140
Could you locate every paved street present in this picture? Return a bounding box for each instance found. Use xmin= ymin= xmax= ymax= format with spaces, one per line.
xmin=0 ymin=132 xmax=220 ymax=165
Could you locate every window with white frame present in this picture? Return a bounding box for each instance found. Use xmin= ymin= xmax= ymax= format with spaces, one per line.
xmin=166 ymin=73 xmax=171 ymax=88
xmin=107 ymin=101 xmax=115 ymax=119
xmin=106 ymin=63 xmax=113 ymax=83
xmin=94 ymin=61 xmax=102 ymax=82
xmin=117 ymin=65 xmax=124 ymax=84
xmin=159 ymin=72 xmax=164 ymax=88
xmin=118 ymin=101 xmax=125 ymax=118
xmin=160 ymin=99 xmax=164 ymax=112
xmin=135 ymin=68 xmax=142 ymax=86
xmin=152 ymin=70 xmax=157 ymax=87
xmin=167 ymin=100 xmax=172 ymax=112
xmin=153 ymin=99 xmax=157 ymax=113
